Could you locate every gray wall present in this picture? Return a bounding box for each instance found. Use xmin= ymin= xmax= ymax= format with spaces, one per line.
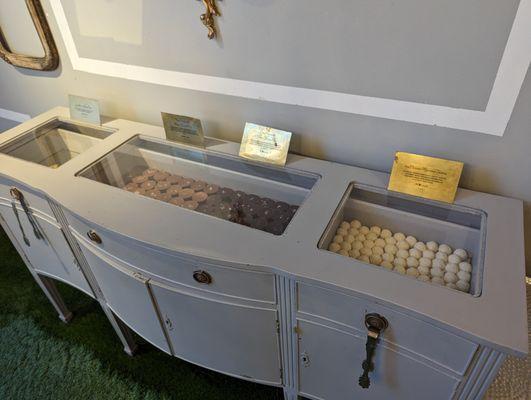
xmin=0 ymin=0 xmax=529 ymax=274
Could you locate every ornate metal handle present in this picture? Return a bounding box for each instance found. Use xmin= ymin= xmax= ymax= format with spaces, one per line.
xmin=10 ymin=186 xmax=44 ymax=243
xmin=193 ymin=270 xmax=212 ymax=285
xmin=87 ymin=230 xmax=102 ymax=244
xmin=359 ymin=313 xmax=389 ymax=389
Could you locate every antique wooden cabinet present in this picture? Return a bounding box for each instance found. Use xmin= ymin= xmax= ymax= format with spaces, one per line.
xmin=0 ymin=108 xmax=527 ymax=400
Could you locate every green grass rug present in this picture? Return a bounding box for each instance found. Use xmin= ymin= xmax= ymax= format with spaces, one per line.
xmin=0 ymin=227 xmax=282 ymax=400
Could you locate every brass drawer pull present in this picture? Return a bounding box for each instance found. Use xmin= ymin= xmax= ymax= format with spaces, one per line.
xmin=87 ymin=230 xmax=102 ymax=244
xmin=193 ymin=270 xmax=212 ymax=285
xmin=359 ymin=313 xmax=389 ymax=389
xmin=9 ymin=187 xmax=23 ymax=201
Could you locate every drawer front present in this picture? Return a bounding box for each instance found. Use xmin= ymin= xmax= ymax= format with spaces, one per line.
xmin=298 ymin=283 xmax=477 ymax=375
xmin=297 ymin=319 xmax=459 ymax=400
xmin=66 ymin=211 xmax=276 ymax=304
xmin=0 ymin=178 xmax=55 ymax=220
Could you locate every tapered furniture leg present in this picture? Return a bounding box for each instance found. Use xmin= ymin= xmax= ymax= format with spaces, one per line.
xmin=99 ymin=301 xmax=138 ymax=356
xmin=283 ymin=388 xmax=299 ymax=400
xmin=34 ymin=273 xmax=73 ymax=323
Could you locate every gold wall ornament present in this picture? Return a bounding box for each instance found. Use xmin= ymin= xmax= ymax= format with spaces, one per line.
xmin=0 ymin=0 xmax=59 ymax=71
xmin=198 ymin=0 xmax=221 ymax=39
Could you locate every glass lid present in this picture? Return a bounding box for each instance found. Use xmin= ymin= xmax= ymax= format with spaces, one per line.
xmin=78 ymin=135 xmax=319 ymax=235
xmin=0 ymin=118 xmax=114 ymax=169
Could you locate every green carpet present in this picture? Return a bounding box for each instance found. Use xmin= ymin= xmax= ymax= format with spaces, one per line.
xmin=0 ymin=227 xmax=282 ymax=400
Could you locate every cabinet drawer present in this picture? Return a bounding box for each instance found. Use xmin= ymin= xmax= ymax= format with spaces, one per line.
xmin=0 ymin=178 xmax=55 ymax=220
xmin=297 ymin=283 xmax=477 ymax=375
xmin=66 ymin=211 xmax=276 ymax=304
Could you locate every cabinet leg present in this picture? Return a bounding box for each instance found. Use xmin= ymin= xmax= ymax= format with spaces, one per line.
xmin=283 ymin=387 xmax=299 ymax=400
xmin=35 ymin=274 xmax=73 ymax=323
xmin=99 ymin=302 xmax=138 ymax=356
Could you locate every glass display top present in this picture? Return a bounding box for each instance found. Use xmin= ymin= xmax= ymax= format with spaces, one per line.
xmin=78 ymin=135 xmax=319 ymax=235
xmin=0 ymin=118 xmax=113 ymax=168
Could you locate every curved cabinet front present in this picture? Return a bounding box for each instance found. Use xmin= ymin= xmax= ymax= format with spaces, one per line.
xmin=150 ymin=280 xmax=282 ymax=385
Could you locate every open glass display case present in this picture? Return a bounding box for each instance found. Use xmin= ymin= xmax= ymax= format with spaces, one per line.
xmin=78 ymin=135 xmax=319 ymax=235
xmin=319 ymin=184 xmax=487 ymax=295
xmin=0 ymin=118 xmax=113 ymax=168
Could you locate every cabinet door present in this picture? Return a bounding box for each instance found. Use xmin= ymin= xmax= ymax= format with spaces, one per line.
xmin=297 ymin=319 xmax=459 ymax=400
xmin=77 ymin=239 xmax=171 ymax=354
xmin=150 ymin=280 xmax=281 ymax=385
xmin=0 ymin=203 xmax=93 ymax=296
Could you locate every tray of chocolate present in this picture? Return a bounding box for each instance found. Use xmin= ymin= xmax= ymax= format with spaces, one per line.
xmin=123 ymin=168 xmax=298 ymax=235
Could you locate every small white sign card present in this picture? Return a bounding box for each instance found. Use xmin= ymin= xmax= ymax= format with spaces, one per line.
xmin=239 ymin=123 xmax=292 ymax=166
xmin=68 ymin=95 xmax=101 ymax=125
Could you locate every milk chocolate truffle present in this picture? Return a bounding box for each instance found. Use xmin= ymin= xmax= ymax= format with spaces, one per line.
xmin=181 ymin=178 xmax=194 ymax=188
xmin=124 ymin=182 xmax=138 ymax=191
xmin=146 ymin=189 xmax=162 ymax=199
xmin=153 ymin=172 xmax=170 ymax=181
xmin=183 ymin=200 xmax=199 ymax=210
xmin=132 ymin=175 xmax=148 ymax=184
xmin=143 ymin=168 xmax=158 ymax=177
xmin=191 ymin=181 xmax=206 ymax=192
xmin=170 ymin=197 xmax=185 ymax=206
xmin=167 ymin=175 xmax=183 ymax=185
xmin=179 ymin=188 xmax=195 ymax=199
xmin=159 ymin=192 xmax=172 ymax=202
xmin=168 ymin=185 xmax=183 ymax=197
xmin=192 ymin=192 xmax=208 ymax=203
xmin=156 ymin=181 xmax=171 ymax=191
xmin=205 ymin=184 xmax=219 ymax=195
xmin=141 ymin=180 xmax=156 ymax=190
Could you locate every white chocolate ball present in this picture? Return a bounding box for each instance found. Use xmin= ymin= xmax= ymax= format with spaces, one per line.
xmin=393 ymin=258 xmax=407 ymax=268
xmin=374 ymin=238 xmax=386 ymax=248
xmin=372 ymin=246 xmax=384 ymax=256
xmin=384 ymin=244 xmax=398 ymax=255
xmin=360 ymin=247 xmax=373 ymax=256
xmin=352 ymin=241 xmax=363 ymax=250
xmin=435 ymin=252 xmax=448 ymax=262
xmin=360 ymin=226 xmax=370 ymax=235
xmin=445 ymin=282 xmax=458 ymax=290
xmin=337 ymin=228 xmax=349 ymax=236
xmin=444 ymin=271 xmax=458 ymax=284
xmin=405 ymin=236 xmax=417 ymax=247
xmin=406 ymin=267 xmax=419 ymax=277
xmin=363 ymin=240 xmax=375 ymax=249
xmin=430 ymin=267 xmax=444 ymax=278
xmin=431 ymin=259 xmax=445 ymax=269
xmin=448 ymin=254 xmax=461 ymax=264
xmin=459 ymin=262 xmax=472 ymax=273
xmin=370 ymin=226 xmax=382 ymax=236
xmin=329 ymin=243 xmax=341 ymax=252
xmin=339 ymin=249 xmax=349 ymax=256
xmin=419 ymin=258 xmax=432 ymax=268
xmin=370 ymin=254 xmax=383 ymax=265
xmin=349 ymin=249 xmax=361 ymax=259
xmin=439 ymin=244 xmax=452 ymax=255
xmin=350 ymin=219 xmax=362 ymax=229
xmin=333 ymin=235 xmax=343 ymax=244
xmin=417 ymin=274 xmax=430 ymax=282
xmin=345 ymin=234 xmax=356 ymax=244
xmin=454 ymin=249 xmax=468 ymax=260
xmin=426 ymin=241 xmax=439 ymax=252
xmin=456 ymin=280 xmax=470 ymax=292
xmin=381 ymin=261 xmax=393 ymax=270
xmin=397 ymin=249 xmax=410 ymax=259
xmin=359 ymin=255 xmax=370 ymax=263
xmin=418 ymin=265 xmax=430 ymax=275
xmin=394 ymin=265 xmax=406 ymax=275
xmin=385 ymin=237 xmax=397 ymax=245
xmin=406 ymin=257 xmax=419 ymax=268
xmin=349 ymin=228 xmax=359 ymax=237
xmin=445 ymin=263 xmax=459 ymax=274
xmin=457 ymin=270 xmax=471 ymax=282
xmin=340 ymin=242 xmax=352 ymax=251
xmin=431 ymin=276 xmax=444 ymax=285
xmin=394 ymin=232 xmax=406 ymax=241
xmin=356 ymin=234 xmax=366 ymax=242
xmin=366 ymin=232 xmax=378 ymax=241
xmin=397 ymin=241 xmax=410 ymax=250
xmin=422 ymin=250 xmax=435 ymax=260
xmin=382 ymin=253 xmax=395 ymax=262
xmin=340 ymin=221 xmax=350 ymax=230
xmin=414 ymin=242 xmax=427 ymax=251
xmin=380 ymin=229 xmax=392 ymax=239
xmin=409 ymin=248 xmax=422 ymax=259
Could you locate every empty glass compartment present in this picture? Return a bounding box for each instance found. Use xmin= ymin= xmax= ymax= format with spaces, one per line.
xmin=0 ymin=118 xmax=113 ymax=168
xmin=319 ymin=184 xmax=486 ymax=296
xmin=78 ymin=135 xmax=319 ymax=235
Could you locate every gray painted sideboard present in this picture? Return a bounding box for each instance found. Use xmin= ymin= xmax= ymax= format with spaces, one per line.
xmin=0 ymin=107 xmax=527 ymax=400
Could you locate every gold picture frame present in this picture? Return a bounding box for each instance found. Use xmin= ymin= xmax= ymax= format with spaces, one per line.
xmin=0 ymin=0 xmax=59 ymax=71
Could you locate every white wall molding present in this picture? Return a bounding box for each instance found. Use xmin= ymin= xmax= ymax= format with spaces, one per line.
xmin=0 ymin=108 xmax=30 ymax=123
xmin=49 ymin=0 xmax=531 ymax=136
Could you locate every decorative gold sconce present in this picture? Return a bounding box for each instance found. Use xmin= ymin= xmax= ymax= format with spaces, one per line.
xmin=198 ymin=0 xmax=221 ymax=39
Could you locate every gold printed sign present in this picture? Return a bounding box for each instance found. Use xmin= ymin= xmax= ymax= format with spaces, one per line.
xmin=161 ymin=112 xmax=205 ymax=147
xmin=239 ymin=123 xmax=292 ymax=166
xmin=388 ymin=152 xmax=464 ymax=203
